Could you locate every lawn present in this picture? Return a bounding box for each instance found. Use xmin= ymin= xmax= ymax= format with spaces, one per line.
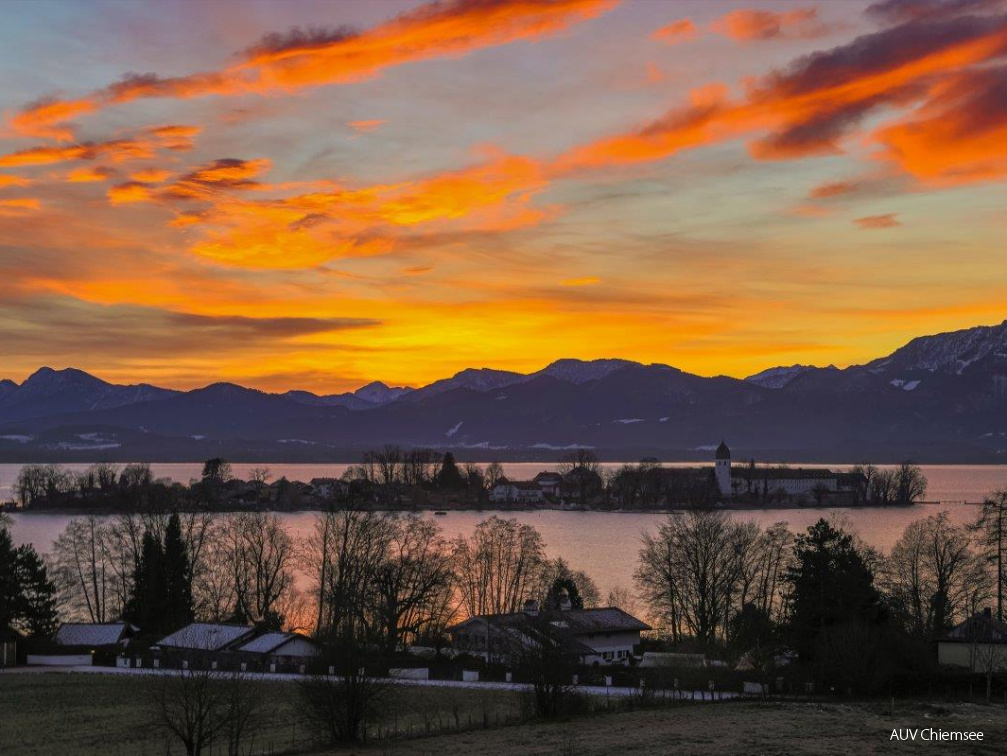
xmin=0 ymin=670 xmax=523 ymax=755
xmin=313 ymin=700 xmax=1007 ymax=756
xmin=6 ymin=671 xmax=1007 ymax=756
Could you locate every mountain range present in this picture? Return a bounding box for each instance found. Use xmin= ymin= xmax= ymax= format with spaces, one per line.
xmin=3 ymin=320 xmax=1007 ymax=463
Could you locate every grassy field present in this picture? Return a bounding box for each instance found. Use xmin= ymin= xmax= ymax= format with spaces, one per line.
xmin=314 ymin=700 xmax=1007 ymax=756
xmin=5 ymin=671 xmax=1007 ymax=755
xmin=0 ymin=670 xmax=523 ymax=755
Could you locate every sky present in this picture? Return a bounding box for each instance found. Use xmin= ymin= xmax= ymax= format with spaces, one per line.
xmin=1 ymin=0 xmax=1006 ymax=393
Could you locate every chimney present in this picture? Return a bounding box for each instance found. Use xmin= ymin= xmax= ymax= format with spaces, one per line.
xmin=523 ymin=599 xmax=539 ymax=617
xmin=559 ymin=596 xmax=572 ymax=612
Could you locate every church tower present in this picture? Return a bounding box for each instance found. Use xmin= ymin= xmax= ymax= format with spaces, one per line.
xmin=715 ymin=441 xmax=732 ymax=496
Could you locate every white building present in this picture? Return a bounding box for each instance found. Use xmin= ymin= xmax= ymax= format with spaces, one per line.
xmin=237 ymin=632 xmax=321 ymax=662
xmin=489 ymin=481 xmax=546 ymax=504
xmin=715 ymin=442 xmax=856 ymax=498
xmin=937 ymin=610 xmax=1007 ymax=672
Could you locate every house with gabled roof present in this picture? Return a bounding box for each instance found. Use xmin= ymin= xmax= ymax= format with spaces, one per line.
xmin=236 ymin=631 xmax=321 ymax=662
xmin=53 ymin=622 xmax=138 ymax=651
xmin=450 ymin=600 xmax=650 ymax=666
xmin=938 ymin=609 xmax=1007 ymax=672
xmin=155 ymin=622 xmax=257 ymax=652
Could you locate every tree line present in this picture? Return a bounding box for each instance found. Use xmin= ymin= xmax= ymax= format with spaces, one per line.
xmin=5 ymin=453 xmax=930 ymax=513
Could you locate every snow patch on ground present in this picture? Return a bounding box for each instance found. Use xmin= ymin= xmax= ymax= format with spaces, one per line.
xmin=529 ymin=443 xmax=595 ymax=450
xmin=0 ymin=434 xmax=33 ymax=443
xmin=890 ymin=379 xmax=921 ymax=391
xmin=659 ymin=417 xmax=670 ymax=423
xmin=693 ymin=445 xmax=718 ymax=451
xmin=614 ymin=418 xmax=644 ymax=424
xmin=278 ymin=439 xmax=316 ymax=445
xmin=446 ymin=421 xmax=464 ymax=438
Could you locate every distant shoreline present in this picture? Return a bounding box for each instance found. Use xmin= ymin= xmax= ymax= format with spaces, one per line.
xmin=4 ymin=501 xmax=947 ymax=517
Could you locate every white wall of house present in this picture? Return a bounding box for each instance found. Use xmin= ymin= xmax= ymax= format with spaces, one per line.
xmin=272 ymin=638 xmax=320 ymax=659
xmin=577 ymin=630 xmax=641 ymax=664
xmin=938 ymin=642 xmax=1007 ymax=671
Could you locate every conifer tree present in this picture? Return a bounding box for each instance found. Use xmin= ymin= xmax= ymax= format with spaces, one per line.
xmin=163 ymin=513 xmax=194 ymax=631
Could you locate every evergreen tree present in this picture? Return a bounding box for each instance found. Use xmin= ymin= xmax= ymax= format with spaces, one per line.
xmin=435 ymin=452 xmax=464 ymax=490
xmin=126 ymin=530 xmax=166 ymax=633
xmin=785 ymin=519 xmax=884 ymax=661
xmin=14 ymin=544 xmax=59 ymax=637
xmin=0 ymin=524 xmax=59 ymax=637
xmin=0 ymin=526 xmax=20 ymax=633
xmin=162 ymin=513 xmax=193 ymax=631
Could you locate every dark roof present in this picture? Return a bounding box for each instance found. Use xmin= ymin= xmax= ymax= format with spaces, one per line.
xmin=453 ymin=607 xmax=651 ymax=635
xmin=943 ymin=612 xmax=1007 ymax=643
xmin=716 ymin=441 xmax=731 ymax=460
xmin=53 ymin=622 xmax=134 ymax=647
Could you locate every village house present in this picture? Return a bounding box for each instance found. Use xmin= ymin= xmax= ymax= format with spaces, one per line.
xmin=489 ymin=480 xmax=546 ymax=504
xmin=53 ymin=621 xmax=138 ymax=653
xmin=937 ymin=609 xmax=1007 ymax=672
xmin=154 ymin=622 xmax=258 ymax=666
xmin=235 ymin=631 xmax=321 ymax=664
xmin=449 ymin=599 xmax=650 ymax=666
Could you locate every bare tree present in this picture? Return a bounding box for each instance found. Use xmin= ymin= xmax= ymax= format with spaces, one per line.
xmin=146 ymin=663 xmax=264 ymax=756
xmin=484 ymin=461 xmax=505 ymax=489
xmin=372 ymin=515 xmax=456 ymax=651
xmin=222 ymin=513 xmax=295 ymax=626
xmin=50 ymin=516 xmax=118 ymax=622
xmin=305 ymin=508 xmax=393 ymax=638
xmin=882 ymin=512 xmax=989 ymax=637
xmin=636 ymin=511 xmax=760 ymax=645
xmin=512 ymin=614 xmax=579 ymax=718
xmin=973 ymin=489 xmax=1007 ymax=621
xmin=299 ymin=638 xmax=392 ymax=745
xmin=453 ymin=517 xmax=547 ymax=617
xmin=894 ymin=462 xmax=928 ymax=505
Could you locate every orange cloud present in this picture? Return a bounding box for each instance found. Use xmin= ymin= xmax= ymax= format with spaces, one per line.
xmin=712 ymin=8 xmax=827 ymax=42
xmin=552 ymin=10 xmax=1007 ymax=182
xmin=0 ymin=175 xmax=31 ymax=188
xmin=167 ymin=150 xmax=550 ymax=268
xmin=0 ymin=139 xmax=155 ymax=167
xmin=561 ymin=276 xmax=601 ymax=286
xmin=0 ymin=198 xmax=41 ymax=215
xmin=130 ymin=168 xmax=173 ymax=183
xmin=348 ymin=119 xmax=386 ymax=133
xmin=149 ymin=124 xmax=202 ymax=151
xmin=872 ymin=66 xmax=1007 ymax=185
xmin=9 ymin=0 xmax=617 ymax=137
xmin=7 ymin=96 xmax=97 ymax=141
xmin=107 ymin=181 xmax=156 ymax=205
xmin=855 ymin=213 xmax=900 ymax=229
xmin=67 ymin=166 xmax=116 ymax=183
xmin=652 ymin=18 xmax=697 ymax=45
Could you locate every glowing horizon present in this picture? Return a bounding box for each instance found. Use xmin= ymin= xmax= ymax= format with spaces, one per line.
xmin=2 ymin=0 xmax=1007 ymax=393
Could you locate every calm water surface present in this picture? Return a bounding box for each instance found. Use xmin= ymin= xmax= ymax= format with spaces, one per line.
xmin=5 ymin=462 xmax=1006 ymax=600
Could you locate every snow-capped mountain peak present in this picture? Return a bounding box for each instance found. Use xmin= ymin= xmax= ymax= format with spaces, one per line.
xmin=866 ymin=319 xmax=1007 ymax=375
xmin=744 ymin=365 xmax=814 ymax=389
xmin=536 ymin=358 xmax=637 ymax=384
xmin=354 ymin=381 xmax=413 ymax=405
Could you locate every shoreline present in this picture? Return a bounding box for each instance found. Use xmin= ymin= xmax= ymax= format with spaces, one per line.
xmin=4 ymin=501 xmax=949 ymax=517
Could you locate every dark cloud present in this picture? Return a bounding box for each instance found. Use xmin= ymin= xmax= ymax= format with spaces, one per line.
xmin=242 ymin=25 xmax=359 ymax=58
xmin=0 ymin=295 xmax=380 ymax=361
xmin=866 ymin=0 xmax=1007 ymax=24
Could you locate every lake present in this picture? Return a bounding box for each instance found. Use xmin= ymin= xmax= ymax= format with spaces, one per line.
xmin=5 ymin=461 xmax=1006 ymax=601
